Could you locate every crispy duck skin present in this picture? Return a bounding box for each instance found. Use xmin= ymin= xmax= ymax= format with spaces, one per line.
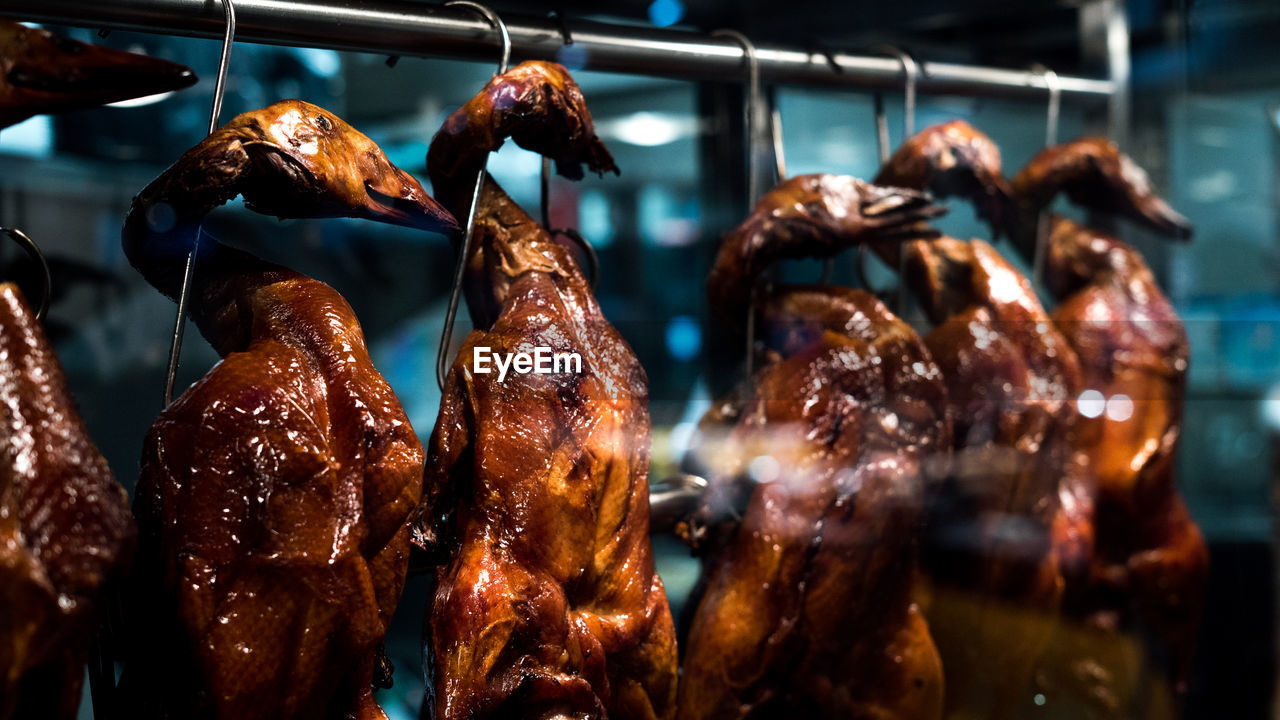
xmin=1015 ymin=140 xmax=1205 ymax=711
xmin=899 ymin=235 xmax=1088 ymax=720
xmin=1010 ymin=137 xmax=1193 ymax=244
xmin=418 ymin=61 xmax=677 ymax=720
xmin=117 ymin=101 xmax=457 ymax=720
xmin=879 ymin=121 xmax=1092 ymax=720
xmin=0 ymin=283 xmax=135 ymax=720
xmin=0 ymin=19 xmax=196 ymax=129
xmin=1041 ymin=216 xmax=1208 ymax=704
xmin=706 ymin=173 xmax=944 ymax=327
xmin=873 ymin=119 xmax=1013 ymax=236
xmin=679 ymin=177 xmax=949 ymax=720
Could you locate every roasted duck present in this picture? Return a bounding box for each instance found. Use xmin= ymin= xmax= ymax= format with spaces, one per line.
xmin=0 ymin=282 xmax=135 ymax=720
xmin=679 ymin=174 xmax=949 ymax=720
xmin=117 ymin=100 xmax=458 ymax=720
xmin=877 ymin=123 xmax=1092 ymax=720
xmin=0 ymin=19 xmax=195 ymax=129
xmin=417 ymin=61 xmax=677 ymax=720
xmin=1011 ymin=137 xmax=1193 ymax=243
xmin=1012 ymin=140 xmax=1207 ymax=712
xmin=868 ymin=119 xmax=1012 ymax=236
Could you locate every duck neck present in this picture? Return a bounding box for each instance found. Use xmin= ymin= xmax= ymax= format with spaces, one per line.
xmin=458 ymin=175 xmax=590 ymax=330
xmin=123 ymin=169 xmax=289 ymax=355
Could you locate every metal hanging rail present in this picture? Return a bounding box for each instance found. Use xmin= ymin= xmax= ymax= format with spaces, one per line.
xmin=7 ymin=0 xmax=1115 ymax=102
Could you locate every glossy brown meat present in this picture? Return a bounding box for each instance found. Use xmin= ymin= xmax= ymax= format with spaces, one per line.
xmin=118 ymin=101 xmax=456 ymax=720
xmin=678 ymin=178 xmax=949 ymax=720
xmin=706 ymin=173 xmax=944 ymax=327
xmin=1012 ymin=140 xmax=1206 ymax=714
xmin=418 ymin=61 xmax=677 ymax=720
xmin=0 ymin=19 xmax=195 ymax=129
xmin=1010 ymin=137 xmax=1193 ymax=244
xmin=681 ymin=284 xmax=949 ymax=720
xmin=901 ymin=236 xmax=1088 ymax=720
xmin=0 ymin=283 xmax=135 ymax=720
xmin=1037 ymin=216 xmax=1207 ymax=710
xmin=873 ymin=119 xmax=1013 ymax=236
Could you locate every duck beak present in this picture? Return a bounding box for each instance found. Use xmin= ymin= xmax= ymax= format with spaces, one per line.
xmin=1133 ymin=194 xmax=1194 ymax=241
xmin=861 ymin=184 xmax=947 ymax=241
xmin=1 ymin=22 xmax=196 ymax=127
xmin=362 ymin=165 xmax=460 ymax=235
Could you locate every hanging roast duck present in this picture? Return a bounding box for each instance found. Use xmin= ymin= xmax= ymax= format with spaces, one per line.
xmin=0 ymin=279 xmax=136 ymax=720
xmin=0 ymin=19 xmax=195 ymax=129
xmin=875 ymin=120 xmax=1094 ymax=720
xmin=1 ymin=22 xmax=194 ymax=720
xmin=116 ymin=100 xmax=457 ymax=720
xmin=1011 ymin=138 xmax=1207 ymax=713
xmin=677 ymin=174 xmax=949 ymax=720
xmin=416 ymin=60 xmax=677 ymax=720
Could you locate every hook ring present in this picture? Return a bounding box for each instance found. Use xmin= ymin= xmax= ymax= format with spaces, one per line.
xmin=1033 ymin=64 xmax=1062 ymax=147
xmin=1 ymin=228 xmax=51 ymax=321
xmin=446 ymin=1 xmax=512 ymax=75
xmin=552 ymin=228 xmax=600 ymax=292
xmin=713 ymin=29 xmax=766 ymax=207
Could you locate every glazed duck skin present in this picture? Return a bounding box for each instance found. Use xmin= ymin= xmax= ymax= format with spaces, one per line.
xmin=706 ymin=173 xmax=943 ymax=327
xmin=679 ymin=176 xmax=948 ymax=720
xmin=0 ymin=283 xmax=135 ymax=720
xmin=118 ymin=101 xmax=456 ymax=720
xmin=873 ymin=119 xmax=1012 ymax=236
xmin=682 ymin=288 xmax=949 ymax=720
xmin=0 ymin=19 xmax=196 ymax=128
xmin=1044 ymin=216 xmax=1207 ymax=692
xmin=1013 ymin=138 xmax=1206 ymax=707
xmin=899 ymin=235 xmax=1088 ymax=720
xmin=879 ymin=122 xmax=1092 ymax=720
xmin=1010 ymin=137 xmax=1193 ymax=243
xmin=419 ymin=61 xmax=677 ymax=720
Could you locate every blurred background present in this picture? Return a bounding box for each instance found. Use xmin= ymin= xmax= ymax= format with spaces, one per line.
xmin=2 ymin=0 xmax=1277 ymax=717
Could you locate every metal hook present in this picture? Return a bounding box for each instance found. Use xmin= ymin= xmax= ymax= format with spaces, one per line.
xmin=1035 ymin=64 xmax=1062 ymax=147
xmin=0 ymin=228 xmax=51 ymax=320
xmin=766 ymin=87 xmax=831 ymax=285
xmin=867 ymin=45 xmax=918 ymax=317
xmin=768 ymin=92 xmax=786 ymax=183
xmin=549 ymin=9 xmax=573 ymax=46
xmin=878 ymin=46 xmax=919 ymax=139
xmin=540 ymin=12 xmax=573 ymax=233
xmin=716 ymin=28 xmax=762 ymax=376
xmin=712 ymin=29 xmax=764 ymax=208
xmin=1031 ymin=64 xmax=1061 ymax=288
xmin=446 ymin=0 xmax=511 ymax=75
xmin=437 ymin=2 xmax=511 ymax=391
xmin=552 ymin=228 xmax=599 ymax=292
xmin=162 ymin=0 xmax=235 ymax=408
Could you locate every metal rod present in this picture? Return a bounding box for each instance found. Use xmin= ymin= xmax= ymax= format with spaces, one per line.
xmin=163 ymin=0 xmax=235 ymax=408
xmin=6 ymin=0 xmax=1114 ymax=102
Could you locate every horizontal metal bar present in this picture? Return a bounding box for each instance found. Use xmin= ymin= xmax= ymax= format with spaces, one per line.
xmin=6 ymin=0 xmax=1115 ymax=102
